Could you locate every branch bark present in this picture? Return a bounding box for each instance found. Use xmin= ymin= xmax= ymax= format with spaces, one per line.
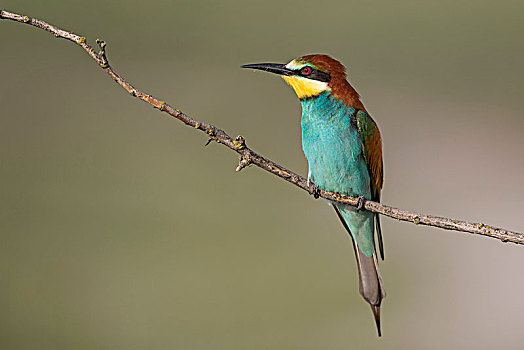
xmin=2 ymin=9 xmax=522 ymax=245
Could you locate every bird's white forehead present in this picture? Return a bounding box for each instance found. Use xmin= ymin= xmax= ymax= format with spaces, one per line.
xmin=285 ymin=59 xmax=309 ymax=70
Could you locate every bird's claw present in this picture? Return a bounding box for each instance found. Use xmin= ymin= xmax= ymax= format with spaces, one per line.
xmin=309 ymin=183 xmax=321 ymax=199
xmin=356 ymin=196 xmax=366 ymax=211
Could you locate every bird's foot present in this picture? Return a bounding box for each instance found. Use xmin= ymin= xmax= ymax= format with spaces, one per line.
xmin=356 ymin=196 xmax=366 ymax=211
xmin=308 ymin=183 xmax=321 ymax=199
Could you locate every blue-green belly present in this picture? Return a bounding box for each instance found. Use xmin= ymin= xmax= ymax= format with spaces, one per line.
xmin=301 ymin=92 xmax=375 ymax=256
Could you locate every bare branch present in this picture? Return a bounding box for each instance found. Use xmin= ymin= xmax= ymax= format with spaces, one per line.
xmin=2 ymin=10 xmax=522 ymax=245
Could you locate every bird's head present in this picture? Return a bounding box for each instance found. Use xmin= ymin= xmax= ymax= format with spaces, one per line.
xmin=242 ymin=54 xmax=363 ymax=108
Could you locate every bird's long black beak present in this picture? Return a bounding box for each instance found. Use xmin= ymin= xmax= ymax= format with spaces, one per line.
xmin=241 ymin=63 xmax=294 ymax=76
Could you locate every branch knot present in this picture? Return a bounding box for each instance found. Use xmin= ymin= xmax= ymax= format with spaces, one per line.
xmin=233 ymin=135 xmax=246 ymax=150
xmin=96 ymin=38 xmax=109 ymax=68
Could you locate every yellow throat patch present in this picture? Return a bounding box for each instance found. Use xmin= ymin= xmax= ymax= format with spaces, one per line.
xmin=282 ymin=75 xmax=330 ymax=99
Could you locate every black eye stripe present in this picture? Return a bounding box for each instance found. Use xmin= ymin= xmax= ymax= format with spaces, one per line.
xmin=295 ymin=66 xmax=331 ymax=83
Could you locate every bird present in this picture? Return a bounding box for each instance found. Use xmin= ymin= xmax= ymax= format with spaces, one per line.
xmin=242 ymin=54 xmax=386 ymax=336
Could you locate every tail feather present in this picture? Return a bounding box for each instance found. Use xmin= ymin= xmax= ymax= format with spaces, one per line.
xmin=371 ymin=305 xmax=382 ymax=337
xmin=333 ymin=204 xmax=386 ymax=336
xmin=352 ymin=237 xmax=386 ymax=336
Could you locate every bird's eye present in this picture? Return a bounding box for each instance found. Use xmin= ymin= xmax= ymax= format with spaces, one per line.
xmin=301 ymin=66 xmax=312 ymax=75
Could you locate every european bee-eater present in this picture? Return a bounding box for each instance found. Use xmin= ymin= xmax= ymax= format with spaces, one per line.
xmin=242 ymin=54 xmax=385 ymax=336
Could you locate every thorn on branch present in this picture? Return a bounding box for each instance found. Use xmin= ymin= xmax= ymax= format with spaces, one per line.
xmin=96 ymin=38 xmax=109 ymax=68
xmin=233 ymin=135 xmax=246 ymax=150
xmin=236 ymin=155 xmax=252 ymax=172
xmin=204 ymin=126 xmax=217 ymax=146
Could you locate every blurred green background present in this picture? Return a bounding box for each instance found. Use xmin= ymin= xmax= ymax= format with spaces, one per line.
xmin=1 ymin=1 xmax=523 ymax=349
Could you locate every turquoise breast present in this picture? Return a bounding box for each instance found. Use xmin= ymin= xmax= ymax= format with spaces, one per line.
xmin=300 ymin=92 xmax=375 ymax=256
xmin=301 ymin=92 xmax=371 ymax=199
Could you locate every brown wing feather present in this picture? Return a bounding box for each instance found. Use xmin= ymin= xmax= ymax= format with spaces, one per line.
xmin=356 ymin=110 xmax=383 ymax=198
xmin=357 ymin=110 xmax=384 ymax=259
xmin=367 ymin=128 xmax=383 ymax=199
